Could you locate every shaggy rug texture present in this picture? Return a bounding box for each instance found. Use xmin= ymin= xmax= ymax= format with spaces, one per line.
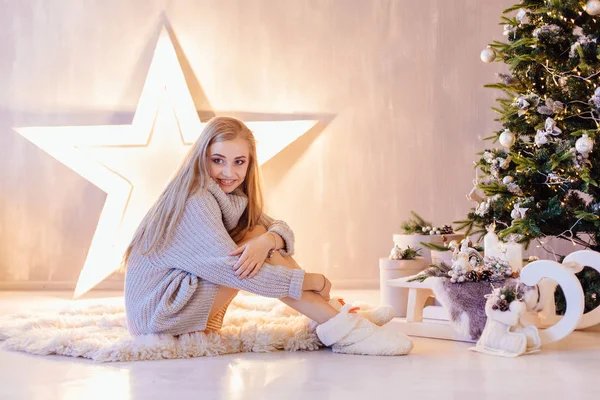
xmin=0 ymin=294 xmax=323 ymax=362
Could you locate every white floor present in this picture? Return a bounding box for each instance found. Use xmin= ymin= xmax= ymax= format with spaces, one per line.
xmin=0 ymin=290 xmax=599 ymax=400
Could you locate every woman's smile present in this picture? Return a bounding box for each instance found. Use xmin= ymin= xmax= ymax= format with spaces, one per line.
xmin=218 ymin=178 xmax=237 ymax=187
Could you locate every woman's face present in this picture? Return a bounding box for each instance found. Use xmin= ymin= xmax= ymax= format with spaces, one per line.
xmin=208 ymin=138 xmax=250 ymax=193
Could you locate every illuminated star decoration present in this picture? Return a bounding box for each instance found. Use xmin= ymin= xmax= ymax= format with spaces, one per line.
xmin=16 ymin=29 xmax=317 ymax=298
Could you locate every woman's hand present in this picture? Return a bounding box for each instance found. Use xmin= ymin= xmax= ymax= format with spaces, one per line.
xmin=230 ymin=234 xmax=273 ymax=279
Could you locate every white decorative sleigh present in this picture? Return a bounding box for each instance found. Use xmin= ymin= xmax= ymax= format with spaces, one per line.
xmin=382 ymin=250 xmax=600 ymax=346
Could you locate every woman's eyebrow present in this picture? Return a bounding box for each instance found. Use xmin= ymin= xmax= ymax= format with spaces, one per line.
xmin=211 ymin=154 xmax=247 ymax=159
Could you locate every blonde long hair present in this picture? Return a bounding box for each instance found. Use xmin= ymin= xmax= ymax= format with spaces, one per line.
xmin=121 ymin=116 xmax=263 ymax=268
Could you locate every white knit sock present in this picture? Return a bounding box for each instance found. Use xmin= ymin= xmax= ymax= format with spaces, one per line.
xmin=306 ymin=297 xmax=394 ymax=331
xmin=316 ymin=305 xmax=413 ymax=356
xmin=328 ymin=297 xmax=394 ymax=326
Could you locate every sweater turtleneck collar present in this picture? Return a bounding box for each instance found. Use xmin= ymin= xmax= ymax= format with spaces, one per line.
xmin=205 ymin=178 xmax=248 ymax=231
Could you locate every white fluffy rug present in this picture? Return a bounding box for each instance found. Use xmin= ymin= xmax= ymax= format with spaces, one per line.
xmin=0 ymin=294 xmax=322 ymax=362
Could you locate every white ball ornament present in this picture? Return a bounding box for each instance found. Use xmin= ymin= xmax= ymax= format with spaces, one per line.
xmin=389 ymin=246 xmax=402 ymax=260
xmin=480 ymin=46 xmax=497 ymax=63
xmin=499 ymin=129 xmax=516 ymax=148
xmin=576 ymin=134 xmax=594 ymax=156
xmin=503 ymin=176 xmax=514 ymax=185
xmin=586 ymin=0 xmax=600 ymax=15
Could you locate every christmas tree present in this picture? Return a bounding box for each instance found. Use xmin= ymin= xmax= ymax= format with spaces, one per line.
xmin=455 ymin=0 xmax=600 ymax=313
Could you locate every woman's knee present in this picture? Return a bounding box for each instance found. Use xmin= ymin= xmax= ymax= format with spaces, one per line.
xmin=237 ymin=225 xmax=268 ymax=244
xmin=269 ymin=252 xmax=302 ymax=270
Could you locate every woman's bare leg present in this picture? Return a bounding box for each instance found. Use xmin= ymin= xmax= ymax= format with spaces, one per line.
xmin=279 ymin=291 xmax=338 ymax=324
xmin=208 ymin=225 xmax=303 ymax=320
xmin=207 ymin=286 xmax=240 ymax=321
xmin=265 ymin=251 xmax=338 ymax=323
xmin=208 ymin=225 xmax=338 ymax=324
xmin=206 ymin=228 xmax=262 ymax=320
xmin=253 ymin=227 xmax=338 ymax=323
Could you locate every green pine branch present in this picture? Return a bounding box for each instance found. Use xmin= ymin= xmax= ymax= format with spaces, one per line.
xmin=420 ymin=242 xmax=450 ymax=251
xmin=462 ymin=0 xmax=600 ymax=312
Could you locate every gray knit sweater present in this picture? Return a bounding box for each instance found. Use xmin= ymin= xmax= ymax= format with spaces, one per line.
xmin=124 ymin=179 xmax=305 ymax=336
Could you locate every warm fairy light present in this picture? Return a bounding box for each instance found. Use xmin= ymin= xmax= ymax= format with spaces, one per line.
xmin=16 ymin=30 xmax=317 ymax=298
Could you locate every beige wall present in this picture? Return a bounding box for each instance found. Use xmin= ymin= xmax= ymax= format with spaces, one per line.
xmin=0 ymin=0 xmax=518 ymax=289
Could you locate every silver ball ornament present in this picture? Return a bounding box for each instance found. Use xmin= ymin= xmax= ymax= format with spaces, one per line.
xmin=586 ymin=0 xmax=600 ymax=15
xmin=480 ymin=47 xmax=497 ymax=63
xmin=576 ymin=134 xmax=594 ymax=156
xmin=389 ymin=246 xmax=402 ymax=260
xmin=502 ymin=176 xmax=514 ymax=185
xmin=499 ymin=129 xmax=516 ymax=148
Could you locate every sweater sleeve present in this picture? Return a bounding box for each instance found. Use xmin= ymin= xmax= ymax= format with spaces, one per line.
xmin=259 ymin=213 xmax=295 ymax=257
xmin=154 ymin=192 xmax=305 ymax=300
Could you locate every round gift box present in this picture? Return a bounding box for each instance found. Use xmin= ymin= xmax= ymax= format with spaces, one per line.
xmin=379 ymin=257 xmax=428 ymax=317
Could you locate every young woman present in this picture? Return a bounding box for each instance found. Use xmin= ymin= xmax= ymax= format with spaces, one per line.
xmin=123 ymin=116 xmax=413 ymax=356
